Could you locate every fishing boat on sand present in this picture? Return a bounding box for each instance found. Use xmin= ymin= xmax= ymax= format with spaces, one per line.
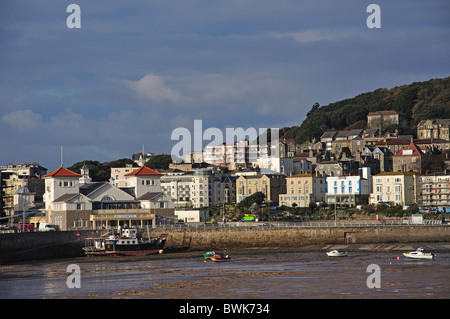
xmin=83 ymin=227 xmax=167 ymax=256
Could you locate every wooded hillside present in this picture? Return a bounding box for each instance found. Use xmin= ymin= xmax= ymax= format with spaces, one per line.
xmin=285 ymin=76 xmax=450 ymax=144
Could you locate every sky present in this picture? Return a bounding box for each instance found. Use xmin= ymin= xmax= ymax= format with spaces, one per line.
xmin=1 ymin=0 xmax=449 ymax=171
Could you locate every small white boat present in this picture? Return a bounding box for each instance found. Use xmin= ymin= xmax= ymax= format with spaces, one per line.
xmin=326 ymin=250 xmax=347 ymax=257
xmin=403 ymin=247 xmax=434 ymax=260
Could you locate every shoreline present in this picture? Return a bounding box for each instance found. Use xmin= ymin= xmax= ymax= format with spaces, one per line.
xmin=63 ymin=241 xmax=450 ymax=300
xmin=2 ymin=241 xmax=448 ymax=299
xmin=1 ymin=224 xmax=449 ymax=264
xmin=71 ymin=241 xmax=450 ymax=265
xmin=4 ymin=241 xmax=450 ymax=266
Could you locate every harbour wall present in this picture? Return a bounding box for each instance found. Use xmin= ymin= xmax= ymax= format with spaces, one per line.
xmin=0 ymin=230 xmax=96 ymax=264
xmin=162 ymin=225 xmax=450 ymax=250
xmin=1 ymin=226 xmax=449 ymax=263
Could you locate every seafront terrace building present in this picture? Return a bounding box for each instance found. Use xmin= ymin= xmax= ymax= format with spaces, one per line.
xmin=417 ymin=172 xmax=450 ymax=210
xmin=325 ymin=167 xmax=372 ymax=207
xmin=201 ymin=139 xmax=273 ymax=170
xmin=160 ymin=166 xmax=235 ymax=208
xmin=279 ymin=174 xmax=326 ymax=208
xmin=0 ymin=162 xmax=47 ymax=217
xmin=41 ymin=166 xmax=174 ymax=231
xmin=369 ymin=172 xmax=417 ymax=207
xmin=236 ymin=174 xmax=286 ymax=204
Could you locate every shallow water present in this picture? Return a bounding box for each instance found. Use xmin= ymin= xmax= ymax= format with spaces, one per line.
xmin=0 ymin=250 xmax=449 ymax=299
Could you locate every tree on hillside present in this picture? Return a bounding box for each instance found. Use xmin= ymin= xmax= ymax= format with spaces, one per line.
xmin=145 ymin=154 xmax=172 ymax=169
xmin=68 ymin=160 xmax=110 ymax=181
xmin=105 ymin=158 xmax=137 ymax=168
xmin=306 ymin=102 xmax=320 ymax=118
xmin=292 ymin=76 xmax=450 ymax=144
xmin=237 ymin=192 xmax=265 ymax=211
xmin=68 ymin=158 xmax=137 ymax=182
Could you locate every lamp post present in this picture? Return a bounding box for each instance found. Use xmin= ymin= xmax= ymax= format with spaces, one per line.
xmin=334 ymin=196 xmax=337 ymax=227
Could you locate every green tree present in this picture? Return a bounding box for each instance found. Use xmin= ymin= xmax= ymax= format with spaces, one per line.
xmin=306 ymin=102 xmax=320 ymax=117
xmin=290 ymin=76 xmax=450 ymax=144
xmin=68 ymin=160 xmax=109 ymax=182
xmin=145 ymin=154 xmax=173 ymax=169
xmin=237 ymin=192 xmax=265 ymax=210
xmin=68 ymin=158 xmax=138 ymax=182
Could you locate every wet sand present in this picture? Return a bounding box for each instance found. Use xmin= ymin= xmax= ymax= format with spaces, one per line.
xmin=2 ymin=243 xmax=449 ymax=299
xmin=69 ymin=243 xmax=450 ymax=299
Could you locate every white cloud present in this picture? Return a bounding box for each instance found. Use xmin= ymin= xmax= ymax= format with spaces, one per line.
xmin=126 ymin=73 xmax=183 ymax=104
xmin=2 ymin=109 xmax=43 ymax=130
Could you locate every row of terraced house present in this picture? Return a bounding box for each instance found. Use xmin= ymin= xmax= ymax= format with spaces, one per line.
xmin=1 ymin=115 xmax=450 ymax=230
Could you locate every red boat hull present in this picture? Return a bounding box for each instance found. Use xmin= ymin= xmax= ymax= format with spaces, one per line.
xmin=104 ymin=249 xmax=163 ymax=256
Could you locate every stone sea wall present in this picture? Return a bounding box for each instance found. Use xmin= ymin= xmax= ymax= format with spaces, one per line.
xmin=1 ymin=226 xmax=449 ymax=263
xmin=161 ymin=225 xmax=450 ymax=250
xmin=0 ymin=230 xmax=95 ymax=264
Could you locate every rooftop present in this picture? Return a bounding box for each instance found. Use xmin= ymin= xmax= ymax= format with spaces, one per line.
xmin=393 ymin=143 xmax=424 ymax=157
xmin=374 ymin=171 xmax=417 ymax=176
xmin=42 ymin=166 xmax=82 ymax=178
xmin=287 ymin=174 xmax=315 ymax=178
xmin=124 ymin=166 xmax=163 ymax=176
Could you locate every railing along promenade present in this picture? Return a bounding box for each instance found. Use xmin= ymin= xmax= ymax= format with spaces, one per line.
xmin=153 ymin=219 xmax=447 ymax=231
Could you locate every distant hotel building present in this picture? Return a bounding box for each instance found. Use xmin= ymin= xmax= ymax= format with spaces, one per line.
xmin=325 ymin=167 xmax=372 ymax=207
xmin=279 ymin=174 xmax=326 ymax=208
xmin=417 ymin=172 xmax=450 ymax=209
xmin=369 ymin=172 xmax=417 ymax=207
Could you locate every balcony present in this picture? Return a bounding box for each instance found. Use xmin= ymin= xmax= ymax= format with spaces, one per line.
xmin=92 ymin=208 xmax=152 ymax=219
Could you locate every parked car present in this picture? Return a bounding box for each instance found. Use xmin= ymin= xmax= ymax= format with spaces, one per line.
xmin=38 ymin=223 xmax=57 ymax=231
xmin=18 ymin=223 xmax=34 ymax=232
xmin=258 ymin=223 xmax=275 ymax=227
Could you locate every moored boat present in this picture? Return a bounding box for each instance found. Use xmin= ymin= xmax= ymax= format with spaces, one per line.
xmin=326 ymin=250 xmax=347 ymax=257
xmin=83 ymin=227 xmax=167 ymax=256
xmin=403 ymin=247 xmax=434 ymax=260
xmin=204 ymin=251 xmax=220 ymax=259
xmin=210 ymin=253 xmax=231 ymax=262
